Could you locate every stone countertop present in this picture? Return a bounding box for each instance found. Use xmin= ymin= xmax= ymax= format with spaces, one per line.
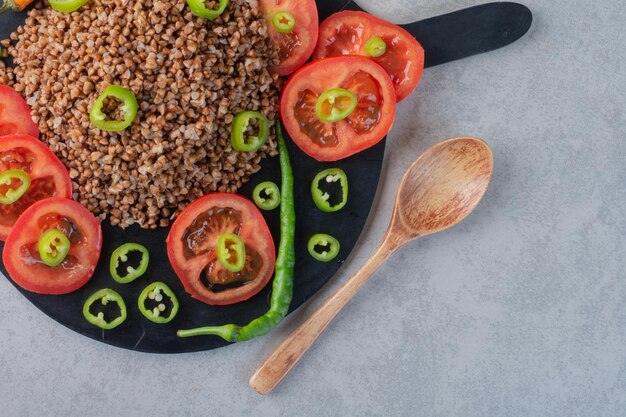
xmin=1 ymin=0 xmax=624 ymax=416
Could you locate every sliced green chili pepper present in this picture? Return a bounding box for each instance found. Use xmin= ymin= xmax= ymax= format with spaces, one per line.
xmin=89 ymin=85 xmax=138 ymax=132
xmin=216 ymin=233 xmax=246 ymax=273
xmin=231 ymin=111 xmax=269 ymax=153
xmin=187 ymin=0 xmax=229 ymax=20
xmin=365 ymin=36 xmax=387 ymax=58
xmin=138 ymin=282 xmax=179 ymax=324
xmin=37 ymin=229 xmax=71 ymax=267
xmin=178 ymin=121 xmax=295 ymax=342
xmin=308 ymin=234 xmax=340 ymax=262
xmin=272 ymin=11 xmax=295 ymax=33
xmin=253 ymin=181 xmax=280 ymax=211
xmin=0 ymin=169 xmax=31 ymax=205
xmin=311 ymin=168 xmax=348 ymax=212
xmin=48 ymin=0 xmax=89 ymax=13
xmin=110 ymin=243 xmax=150 ymax=284
xmin=83 ymin=289 xmax=127 ymax=330
xmin=315 ymin=88 xmax=358 ymax=123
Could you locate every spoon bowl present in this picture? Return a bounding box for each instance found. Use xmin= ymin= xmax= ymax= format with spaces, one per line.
xmin=250 ymin=137 xmax=494 ymax=395
xmin=393 ymin=137 xmax=493 ymax=238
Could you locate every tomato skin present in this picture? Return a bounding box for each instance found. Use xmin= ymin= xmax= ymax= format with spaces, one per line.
xmin=259 ymin=0 xmax=319 ymax=76
xmin=0 ymin=135 xmax=73 ymax=240
xmin=167 ymin=193 xmax=276 ymax=306
xmin=313 ymin=11 xmax=425 ymax=102
xmin=0 ymin=85 xmax=39 ymax=138
xmin=3 ymin=197 xmax=102 ymax=295
xmin=281 ymin=56 xmax=396 ymax=162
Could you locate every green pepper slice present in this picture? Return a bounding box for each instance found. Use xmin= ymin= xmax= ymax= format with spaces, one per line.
xmin=216 ymin=233 xmax=246 ymax=273
xmin=48 ymin=0 xmax=89 ymax=13
xmin=138 ymin=282 xmax=179 ymax=324
xmin=365 ymin=36 xmax=387 ymax=58
xmin=231 ymin=111 xmax=269 ymax=153
xmin=110 ymin=243 xmax=150 ymax=284
xmin=37 ymin=229 xmax=71 ymax=267
xmin=272 ymin=11 xmax=296 ymax=33
xmin=187 ymin=0 xmax=229 ymax=20
xmin=83 ymin=289 xmax=127 ymax=330
xmin=0 ymin=169 xmax=31 ymax=205
xmin=315 ymin=88 xmax=358 ymax=123
xmin=89 ymin=85 xmax=138 ymax=132
xmin=253 ymin=181 xmax=281 ymax=211
xmin=308 ymin=234 xmax=340 ymax=262
xmin=311 ymin=168 xmax=349 ymax=212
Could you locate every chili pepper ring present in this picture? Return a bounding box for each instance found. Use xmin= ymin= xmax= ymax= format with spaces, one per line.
xmin=110 ymin=243 xmax=150 ymax=284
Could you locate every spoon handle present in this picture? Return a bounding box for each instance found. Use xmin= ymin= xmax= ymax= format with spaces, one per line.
xmin=249 ymin=233 xmax=405 ymax=395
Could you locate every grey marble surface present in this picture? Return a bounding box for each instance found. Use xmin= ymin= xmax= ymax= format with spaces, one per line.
xmin=1 ymin=0 xmax=625 ymax=416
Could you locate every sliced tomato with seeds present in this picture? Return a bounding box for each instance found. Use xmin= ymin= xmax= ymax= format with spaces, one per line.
xmin=259 ymin=0 xmax=319 ymax=76
xmin=0 ymin=135 xmax=72 ymax=240
xmin=0 ymin=84 xmax=39 ymax=137
xmin=167 ymin=193 xmax=276 ymax=306
xmin=313 ymin=11 xmax=425 ymax=102
xmin=3 ymin=197 xmax=102 ymax=295
xmin=281 ymin=56 xmax=396 ymax=161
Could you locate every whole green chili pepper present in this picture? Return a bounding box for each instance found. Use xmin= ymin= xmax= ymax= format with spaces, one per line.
xmin=110 ymin=243 xmax=150 ymax=284
xmin=177 ymin=121 xmax=295 ymax=342
xmin=138 ymin=282 xmax=179 ymax=324
xmin=307 ymin=234 xmax=340 ymax=262
xmin=253 ymin=181 xmax=281 ymax=211
xmin=83 ymin=289 xmax=127 ymax=330
xmin=311 ymin=168 xmax=348 ymax=212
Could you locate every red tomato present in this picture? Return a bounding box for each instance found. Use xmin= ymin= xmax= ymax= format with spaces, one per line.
xmin=281 ymin=56 xmax=396 ymax=161
xmin=0 ymin=84 xmax=39 ymax=137
xmin=0 ymin=135 xmax=73 ymax=240
xmin=167 ymin=193 xmax=276 ymax=306
xmin=313 ymin=11 xmax=425 ymax=102
xmin=3 ymin=197 xmax=102 ymax=295
xmin=259 ymin=0 xmax=319 ymax=76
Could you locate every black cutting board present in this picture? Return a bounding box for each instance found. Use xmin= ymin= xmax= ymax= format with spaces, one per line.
xmin=0 ymin=1 xmax=531 ymax=353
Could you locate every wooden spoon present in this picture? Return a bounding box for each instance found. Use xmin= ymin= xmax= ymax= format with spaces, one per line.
xmin=249 ymin=137 xmax=494 ymax=394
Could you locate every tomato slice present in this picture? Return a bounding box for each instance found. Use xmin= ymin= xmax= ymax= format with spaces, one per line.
xmin=166 ymin=193 xmax=276 ymax=306
xmin=0 ymin=135 xmax=73 ymax=240
xmin=0 ymin=85 xmax=39 ymax=137
xmin=3 ymin=197 xmax=102 ymax=295
xmin=313 ymin=11 xmax=425 ymax=102
xmin=259 ymin=0 xmax=319 ymax=76
xmin=281 ymin=56 xmax=396 ymax=161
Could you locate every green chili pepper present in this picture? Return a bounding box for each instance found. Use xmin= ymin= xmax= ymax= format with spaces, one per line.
xmin=110 ymin=243 xmax=150 ymax=284
xmin=365 ymin=36 xmax=387 ymax=58
xmin=187 ymin=0 xmax=229 ymax=20
xmin=308 ymin=234 xmax=340 ymax=262
xmin=37 ymin=229 xmax=71 ymax=267
xmin=138 ymin=282 xmax=179 ymax=324
xmin=83 ymin=289 xmax=127 ymax=330
xmin=0 ymin=169 xmax=31 ymax=205
xmin=253 ymin=181 xmax=280 ymax=211
xmin=231 ymin=111 xmax=269 ymax=153
xmin=311 ymin=168 xmax=348 ymax=212
xmin=216 ymin=233 xmax=246 ymax=273
xmin=89 ymin=85 xmax=138 ymax=132
xmin=48 ymin=0 xmax=89 ymax=13
xmin=177 ymin=121 xmax=295 ymax=342
xmin=315 ymin=88 xmax=358 ymax=123
xmin=272 ymin=11 xmax=295 ymax=33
